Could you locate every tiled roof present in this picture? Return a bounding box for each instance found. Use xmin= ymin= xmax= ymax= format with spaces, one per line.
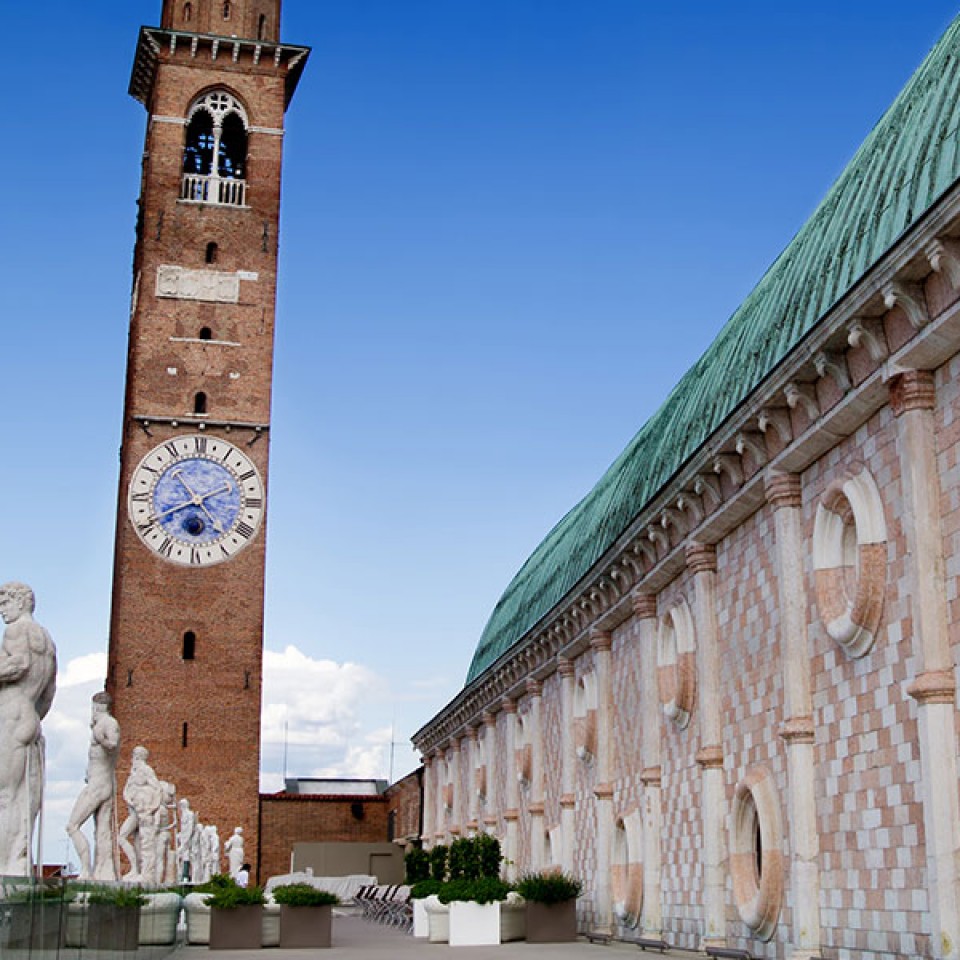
xmin=467 ymin=13 xmax=960 ymax=684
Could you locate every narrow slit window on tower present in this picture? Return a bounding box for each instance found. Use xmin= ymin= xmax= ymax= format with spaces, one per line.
xmin=223 ymin=1 xmax=231 ymax=19
xmin=199 ymin=327 xmax=213 ymax=341
xmin=183 ymin=631 xmax=196 ymax=660
xmin=183 ymin=2 xmax=193 ymax=22
xmin=205 ymin=241 xmax=218 ymax=264
xmin=258 ymin=14 xmax=267 ymax=39
xmin=182 ymin=722 xmax=189 ymax=748
xmin=194 ymin=392 xmax=208 ymax=415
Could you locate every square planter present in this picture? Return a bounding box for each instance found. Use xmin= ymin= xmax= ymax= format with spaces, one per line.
xmin=412 ymin=897 xmax=430 ymax=938
xmin=209 ymin=904 xmax=263 ymax=950
xmin=5 ymin=900 xmax=67 ymax=951
xmin=278 ymin=904 xmax=332 ymax=948
xmin=88 ymin=903 xmax=142 ymax=952
xmin=449 ymin=900 xmax=501 ymax=946
xmin=526 ymin=899 xmax=578 ymax=942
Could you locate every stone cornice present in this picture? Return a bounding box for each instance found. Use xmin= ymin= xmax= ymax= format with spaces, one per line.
xmin=411 ymin=181 xmax=960 ymax=756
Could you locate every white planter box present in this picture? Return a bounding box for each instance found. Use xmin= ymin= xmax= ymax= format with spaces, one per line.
xmin=412 ymin=897 xmax=430 ymax=938
xmin=139 ymin=892 xmax=182 ymax=945
xmin=449 ymin=900 xmax=501 ymax=946
xmin=423 ymin=895 xmax=449 ymax=943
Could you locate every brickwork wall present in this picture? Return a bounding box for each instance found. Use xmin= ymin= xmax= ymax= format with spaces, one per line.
xmin=258 ymin=794 xmax=389 ymax=883
xmin=384 ymin=768 xmax=422 ymax=843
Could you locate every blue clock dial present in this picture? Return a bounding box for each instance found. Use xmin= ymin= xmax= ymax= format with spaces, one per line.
xmin=128 ymin=435 xmax=265 ymax=567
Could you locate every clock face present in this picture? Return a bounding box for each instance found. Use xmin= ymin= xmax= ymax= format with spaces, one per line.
xmin=128 ymin=435 xmax=265 ymax=567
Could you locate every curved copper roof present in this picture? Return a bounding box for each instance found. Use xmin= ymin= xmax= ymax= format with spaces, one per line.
xmin=468 ymin=13 xmax=960 ymax=684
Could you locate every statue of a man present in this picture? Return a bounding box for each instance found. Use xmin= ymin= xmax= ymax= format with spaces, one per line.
xmin=0 ymin=582 xmax=57 ymax=876
xmin=224 ymin=826 xmax=245 ymax=878
xmin=66 ymin=691 xmax=121 ymax=880
xmin=118 ymin=745 xmax=163 ymax=881
xmin=177 ymin=798 xmax=197 ymax=881
xmin=154 ymin=781 xmax=179 ymax=884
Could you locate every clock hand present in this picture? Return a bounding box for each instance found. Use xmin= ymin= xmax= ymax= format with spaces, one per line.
xmin=152 ymin=498 xmax=195 ymax=522
xmin=173 ymin=468 xmax=201 ymax=501
xmin=195 ymin=482 xmax=232 ymax=504
xmin=196 ymin=500 xmax=226 ymax=534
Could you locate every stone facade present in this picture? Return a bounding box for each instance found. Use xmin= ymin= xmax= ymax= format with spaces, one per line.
xmin=414 ymin=22 xmax=960 ymax=960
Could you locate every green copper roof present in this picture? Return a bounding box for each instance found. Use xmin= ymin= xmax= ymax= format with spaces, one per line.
xmin=466 ymin=14 xmax=960 ymax=685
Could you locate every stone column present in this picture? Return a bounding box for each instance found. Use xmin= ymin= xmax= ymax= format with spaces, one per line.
xmin=466 ymin=726 xmax=480 ymax=834
xmin=502 ymin=697 xmax=520 ymax=880
xmin=592 ymin=629 xmax=614 ymax=935
xmin=526 ymin=679 xmax=545 ymax=870
xmin=449 ymin=739 xmax=462 ymax=837
xmin=422 ymin=754 xmax=436 ymax=846
xmin=687 ymin=542 xmax=726 ymax=948
xmin=891 ymin=370 xmax=960 ymax=960
xmin=633 ymin=591 xmax=663 ymax=937
xmin=766 ymin=472 xmax=821 ymax=959
xmin=558 ymin=657 xmax=577 ymax=874
xmin=436 ymin=748 xmax=448 ymax=843
xmin=482 ymin=711 xmax=498 ymax=833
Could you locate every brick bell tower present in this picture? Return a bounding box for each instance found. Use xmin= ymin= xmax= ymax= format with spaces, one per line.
xmin=107 ymin=0 xmax=308 ymax=876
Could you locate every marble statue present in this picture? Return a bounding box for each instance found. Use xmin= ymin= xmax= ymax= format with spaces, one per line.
xmin=225 ymin=826 xmax=245 ymax=878
xmin=154 ymin=780 xmax=179 ymax=885
xmin=177 ymin=798 xmax=197 ymax=881
xmin=203 ymin=823 xmax=221 ymax=881
xmin=66 ymin=691 xmax=121 ymax=880
xmin=0 ymin=582 xmax=57 ymax=876
xmin=118 ymin=745 xmax=164 ymax=881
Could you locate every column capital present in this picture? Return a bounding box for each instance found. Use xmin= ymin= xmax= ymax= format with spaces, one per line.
xmin=594 ymin=782 xmax=614 ymax=800
xmin=764 ymin=471 xmax=803 ymax=510
xmin=557 ymin=656 xmax=576 ymax=678
xmin=640 ymin=766 xmax=662 ymax=786
xmin=465 ymin=725 xmax=479 ymax=743
xmin=631 ymin=590 xmax=658 ymax=620
xmin=590 ymin=628 xmax=612 ymax=652
xmin=695 ymin=744 xmax=724 ymax=769
xmin=559 ymin=793 xmax=576 ymax=810
xmin=501 ymin=696 xmax=518 ymax=715
xmin=482 ymin=710 xmax=497 ymax=728
xmin=448 ymin=738 xmax=461 ymax=754
xmin=685 ymin=541 xmax=717 ymax=574
xmin=907 ymin=669 xmax=956 ymax=705
xmin=779 ymin=715 xmax=815 ymax=743
xmin=528 ymin=802 xmax=545 ymax=817
xmin=503 ymin=808 xmax=520 ymax=822
xmin=526 ymin=678 xmax=543 ymax=698
xmin=890 ymin=368 xmax=936 ymax=415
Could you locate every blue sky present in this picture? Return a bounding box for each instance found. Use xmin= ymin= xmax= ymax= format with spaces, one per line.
xmin=1 ymin=1 xmax=958 ymax=864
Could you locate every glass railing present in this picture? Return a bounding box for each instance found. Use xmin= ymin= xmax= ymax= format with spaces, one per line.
xmin=0 ymin=876 xmax=182 ymax=960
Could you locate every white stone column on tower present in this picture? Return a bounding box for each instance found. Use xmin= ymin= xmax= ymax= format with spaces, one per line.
xmin=591 ymin=629 xmax=615 ymax=936
xmin=686 ymin=542 xmax=726 ymax=949
xmin=502 ymin=697 xmax=520 ymax=880
xmin=466 ymin=726 xmax=480 ymax=835
xmin=766 ymin=471 xmax=822 ymax=960
xmin=632 ymin=591 xmax=663 ymax=937
xmin=482 ymin=711 xmax=498 ymax=834
xmin=526 ymin=679 xmax=545 ymax=871
xmin=558 ymin=657 xmax=577 ymax=874
xmin=891 ymin=370 xmax=960 ymax=960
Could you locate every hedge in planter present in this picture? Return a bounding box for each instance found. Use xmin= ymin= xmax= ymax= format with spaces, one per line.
xmin=515 ymin=871 xmax=583 ymax=943
xmin=87 ymin=885 xmax=148 ymax=952
xmin=272 ymin=883 xmax=339 ymax=948
xmin=205 ymin=879 xmax=267 ymax=950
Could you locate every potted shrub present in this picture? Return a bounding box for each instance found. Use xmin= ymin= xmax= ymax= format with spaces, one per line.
xmin=272 ymin=883 xmax=339 ymax=948
xmin=515 ymin=871 xmax=583 ymax=942
xmin=439 ymin=836 xmax=526 ymax=945
xmin=205 ymin=877 xmax=266 ymax=950
xmin=424 ymin=844 xmax=451 ymax=942
xmin=2 ymin=881 xmax=70 ymax=951
xmin=87 ymin=885 xmax=148 ymax=952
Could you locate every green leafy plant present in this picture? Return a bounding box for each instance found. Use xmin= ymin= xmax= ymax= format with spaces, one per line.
xmin=270 ymin=883 xmax=339 ymax=907
xmin=410 ymin=878 xmax=442 ymax=900
xmin=405 ymin=847 xmax=431 ymax=884
xmin=447 ymin=837 xmax=473 ymax=881
xmin=193 ymin=873 xmax=234 ymax=894
xmin=429 ymin=843 xmax=449 ymax=882
xmin=87 ymin=885 xmax=148 ymax=908
xmin=515 ymin=871 xmax=582 ymax=904
xmin=438 ymin=876 xmax=512 ymax=905
xmin=476 ymin=833 xmax=502 ymax=879
xmin=203 ymin=882 xmax=266 ymax=909
xmin=6 ymin=881 xmax=76 ymax=904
